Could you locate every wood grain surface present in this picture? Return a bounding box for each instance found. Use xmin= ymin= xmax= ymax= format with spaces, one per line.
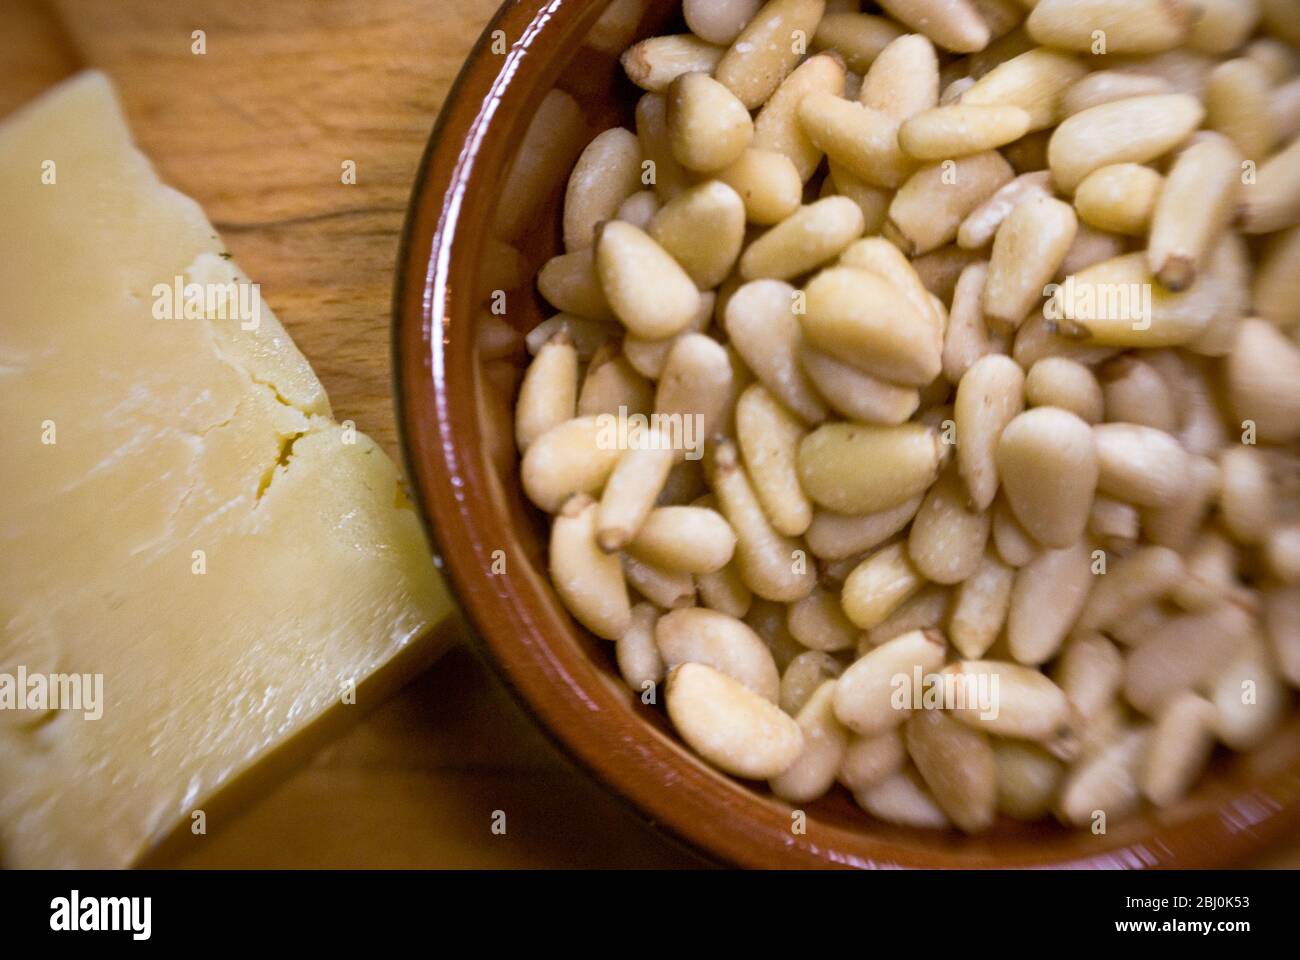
xmin=0 ymin=0 xmax=1292 ymax=869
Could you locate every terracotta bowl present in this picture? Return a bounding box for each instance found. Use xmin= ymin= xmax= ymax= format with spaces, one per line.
xmin=394 ymin=0 xmax=1300 ymax=867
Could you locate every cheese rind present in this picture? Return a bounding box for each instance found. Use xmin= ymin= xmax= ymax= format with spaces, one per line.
xmin=0 ymin=72 xmax=449 ymax=867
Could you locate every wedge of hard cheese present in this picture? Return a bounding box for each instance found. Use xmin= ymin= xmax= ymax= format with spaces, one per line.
xmin=0 ymin=72 xmax=451 ymax=867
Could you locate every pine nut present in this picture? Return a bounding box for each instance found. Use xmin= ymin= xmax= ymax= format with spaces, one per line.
xmin=616 ymin=189 xmax=661 ymax=230
xmin=739 ymin=197 xmax=865 ymax=281
xmin=538 ymin=248 xmax=615 ymax=322
xmin=665 ymin=662 xmax=804 ymax=778
xmin=1073 ymin=163 xmax=1164 ymax=236
xmin=786 ymin=586 xmax=858 ymax=652
xmin=984 ymin=195 xmax=1078 ymax=333
xmin=864 ymin=584 xmax=951 ymax=650
xmin=941 ymin=262 xmax=1001 ymax=384
xmin=710 ymin=438 xmax=818 ymax=602
xmin=841 ymin=543 xmax=928 ymax=630
xmin=812 ymin=13 xmax=903 ymax=72
xmin=1054 ymin=632 xmax=1124 ymax=724
xmin=859 ymin=32 xmax=941 ymax=118
xmin=1141 ymin=692 xmax=1217 ymax=808
xmin=649 ymin=181 xmax=747 ymax=290
xmin=825 ymin=162 xmax=892 ymax=233
xmin=495 ymin=90 xmax=586 ymax=241
xmin=715 ymin=0 xmax=829 ymax=109
xmin=1189 ymin=0 xmax=1262 ymax=55
xmin=666 ymin=73 xmax=755 ymax=174
xmin=1206 ymin=58 xmax=1276 ymax=161
xmin=1088 ymin=495 xmax=1140 ymax=551
xmin=550 ymin=494 xmax=632 ymax=639
xmin=780 ymin=650 xmax=845 ymax=714
xmin=578 ymin=346 xmax=654 ymax=419
xmin=624 ymin=554 xmax=696 ymax=609
xmin=957 ymin=171 xmax=1053 ymax=250
xmin=1226 ymin=318 xmax=1300 ymax=443
xmin=1076 ymin=545 xmax=1183 ymax=634
xmin=839 ymin=729 xmax=907 ymax=792
xmin=697 ymin=560 xmax=754 ymax=620
xmin=799 ymin=422 xmax=944 ymax=514
xmin=597 ymin=442 xmax=676 ymax=552
xmin=736 ymin=383 xmax=814 ymax=537
xmin=1140 ymin=453 xmax=1220 ymax=552
xmin=1265 ymin=585 xmax=1300 ymax=686
xmin=949 ymin=552 xmax=1015 ymax=658
xmin=1219 ymin=447 xmax=1276 ymax=545
xmin=635 ymin=92 xmax=692 ymax=201
xmin=1047 ymin=94 xmax=1204 ymax=194
xmin=684 ymin=0 xmax=764 ymax=46
xmin=655 ymin=607 xmax=781 ymax=702
xmin=1056 ymin=727 xmax=1149 ymax=826
xmin=622 ymin=34 xmax=725 ymax=93
xmin=1098 ymin=357 xmax=1177 ymax=431
xmin=1169 ymin=531 xmax=1249 ymax=613
xmin=1266 ymin=524 xmax=1300 ymax=583
xmin=716 ymin=148 xmax=804 ymax=225
xmin=877 ymin=0 xmax=990 ymax=53
xmin=944 ymin=659 xmax=1073 ymax=740
xmin=797 ymin=92 xmax=916 ymax=189
xmin=995 ymin=740 xmax=1065 ymax=821
xmin=1149 ymin=136 xmax=1241 ymax=291
xmin=833 ymin=628 xmax=947 ymax=734
xmin=1092 ymin=423 xmax=1190 ymax=508
xmin=515 ymin=331 xmax=578 ymax=452
xmin=992 ymin=496 xmax=1039 ymax=567
xmin=996 ymin=407 xmax=1098 ymax=548
xmin=626 ymin=506 xmax=737 ymax=575
xmin=1024 ymin=358 xmax=1103 ymax=424
xmin=800 ymin=347 xmax=922 ymax=425
xmin=855 ymin=767 xmax=951 ymax=828
xmin=961 ymin=48 xmax=1088 ymax=132
xmin=1255 ymin=227 xmax=1300 ymax=329
xmin=616 ymin=603 xmax=665 ymax=692
xmin=726 ymin=282 xmax=827 ymax=425
xmin=886 ymin=151 xmax=1016 ymax=256
xmin=595 ymin=220 xmax=701 ymax=340
xmin=1240 ymin=137 xmax=1300 ymax=233
xmin=1061 ymin=70 xmax=1173 ymax=119
xmin=1027 ymin=0 xmax=1197 ymax=54
xmin=1124 ymin=603 xmax=1254 ymax=715
xmin=622 ymin=293 xmax=712 ymax=380
xmin=1007 ymin=541 xmax=1093 ymax=665
xmin=1213 ymin=654 xmax=1288 ymax=751
xmin=770 ymin=680 xmax=851 ymax=802
xmin=900 ymin=104 xmax=1032 ymax=160
xmin=753 ymin=53 xmax=846 ymax=181
xmin=805 ymin=495 xmax=925 ymax=561
xmin=906 ymin=710 xmax=997 ymax=832
xmin=955 ymin=354 xmax=1025 ymax=512
xmin=655 ymin=333 xmax=735 ymax=448
xmin=802 ymin=267 xmax=942 ymax=385
xmin=563 ymin=127 xmax=643 ymax=252
xmin=909 ymin=468 xmax=992 ymax=583
xmin=522 ymin=416 xmax=624 ymax=513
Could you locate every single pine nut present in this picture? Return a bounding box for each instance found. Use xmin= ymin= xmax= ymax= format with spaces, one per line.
xmin=1124 ymin=603 xmax=1254 ymax=715
xmin=961 ymin=48 xmax=1089 ymax=131
xmin=649 ymin=181 xmax=747 ymax=290
xmin=716 ymin=148 xmax=804 ymax=225
xmin=770 ymin=680 xmax=851 ymax=802
xmin=595 ymin=220 xmax=701 ymax=340
xmin=858 ymin=32 xmax=941 ymax=118
xmin=833 ymin=628 xmax=947 ymax=734
xmin=1226 ymin=318 xmax=1300 ymax=443
xmin=1206 ymin=58 xmax=1276 ymax=161
xmin=1061 ymin=70 xmax=1173 ymax=118
xmin=522 ymin=416 xmax=623 ymax=513
xmin=697 ymin=560 xmax=754 ymax=619
xmin=841 ymin=543 xmax=928 ymax=630
xmin=616 ymin=603 xmax=666 ymax=692
xmin=877 ymin=0 xmax=990 ymax=53
xmin=899 ymin=104 xmax=1032 ymax=160
xmin=1056 ymin=727 xmax=1149 ymax=827
xmin=958 ymin=171 xmax=1053 ymax=250
xmin=515 ymin=331 xmax=578 ymax=452
xmin=495 ymin=90 xmax=586 ymax=240
xmin=1027 ymin=0 xmax=1197 ymax=54
xmin=1255 ymin=227 xmax=1300 ymax=329
xmin=667 ymin=73 xmax=755 ymax=174
xmin=739 ymin=197 xmax=865 ymax=281
xmin=616 ymin=189 xmax=661 ymax=230
xmin=798 ymin=94 xmax=918 ymax=191
xmin=665 ymin=662 xmax=804 ymax=779
xmin=627 ymin=506 xmax=737 ymax=574
xmin=1148 ymin=135 xmax=1241 ymax=290
xmin=992 ymin=496 xmax=1039 ymax=567
xmin=1219 ymin=447 xmax=1276 ymax=545
xmin=753 ymin=53 xmax=847 ymax=181
xmin=1092 ymin=423 xmax=1190 ymax=508
xmin=624 ymin=554 xmax=696 ymax=609
xmin=538 ymin=248 xmax=615 ymax=321
xmin=655 ymin=607 xmax=781 ymax=702
xmin=780 ymin=650 xmax=845 ymax=714
xmin=1098 ymin=357 xmax=1177 ymax=431
xmin=1212 ymin=655 xmax=1288 ymax=751
xmin=983 ymin=195 xmax=1078 ymax=332
xmin=1047 ymin=95 xmax=1204 ymax=194
xmin=787 ymin=586 xmax=859 ymax=651
xmin=812 ymin=13 xmax=903 ymax=72
xmin=715 ymin=0 xmax=829 ymax=109
xmin=943 ymin=659 xmax=1073 ymax=740
xmin=886 ymin=151 xmax=1016 ymax=256
xmin=597 ymin=442 xmax=676 ymax=551
xmin=941 ymin=262 xmax=1003 ymax=384
xmin=1073 ymin=163 xmax=1164 ymax=236
xmin=1239 ymin=137 xmax=1300 ymax=234
xmin=799 ymin=422 xmax=944 ymax=514
xmin=655 ymin=333 xmax=736 ymax=448
xmin=1189 ymin=0 xmax=1262 ymax=55
xmin=635 ymin=92 xmax=692 ymax=201
xmin=551 ymin=494 xmax=632 ymax=639
xmin=563 ymin=127 xmax=643 ymax=251
xmin=838 ymin=238 xmax=946 ymax=348
xmin=994 ymin=740 xmax=1064 ymax=821
xmin=839 ymin=729 xmax=907 ymax=792
xmin=1054 ymin=633 xmax=1124 ymax=724
xmin=906 ymin=710 xmax=997 ymax=832
xmin=950 ymin=552 xmax=1015 ymax=658
xmin=805 ymin=495 xmax=925 ymax=561
xmin=622 ymin=34 xmax=725 ymax=93
xmin=1264 ymin=585 xmax=1300 ymax=686
xmin=996 ymin=407 xmax=1098 ymax=548
xmin=710 ymin=439 xmax=818 ymax=602
xmin=956 ymin=354 xmax=1026 ymax=512
xmin=684 ymin=0 xmax=764 ymax=45
xmin=1076 ymin=545 xmax=1183 ymax=633
xmin=1006 ymin=541 xmax=1093 ymax=665
xmin=1140 ymin=453 xmax=1220 ymax=552
xmin=1266 ymin=524 xmax=1300 ymax=583
xmin=578 ymin=346 xmax=654 ymax=419
xmin=736 ymin=383 xmax=814 ymax=537
xmin=800 ymin=347 xmax=922 ymax=425
xmin=864 ymin=584 xmax=951 ymax=649
xmin=726 ymin=282 xmax=827 ymax=424
xmin=801 ymin=267 xmax=942 ymax=385
xmin=1141 ymin=692 xmax=1217 ymax=808
xmin=854 ymin=768 xmax=951 ymax=828
xmin=909 ymin=468 xmax=992 ymax=583
xmin=1024 ymin=358 xmax=1104 ymax=424
xmin=1088 ymin=496 xmax=1140 ymax=551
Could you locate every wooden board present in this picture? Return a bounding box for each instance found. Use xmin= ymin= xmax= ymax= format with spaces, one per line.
xmin=0 ymin=0 xmax=1292 ymax=869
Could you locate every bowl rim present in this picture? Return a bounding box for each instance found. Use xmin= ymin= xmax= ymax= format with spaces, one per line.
xmin=393 ymin=0 xmax=1300 ymax=869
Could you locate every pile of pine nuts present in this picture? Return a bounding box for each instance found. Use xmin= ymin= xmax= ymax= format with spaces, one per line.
xmin=501 ymin=0 xmax=1300 ymax=834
